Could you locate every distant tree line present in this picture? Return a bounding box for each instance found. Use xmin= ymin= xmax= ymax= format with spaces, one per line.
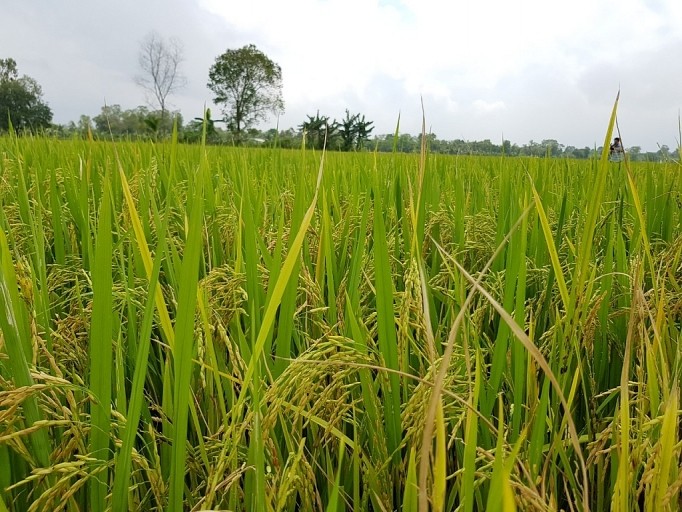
xmin=23 ymin=103 xmax=678 ymax=162
xmin=368 ymin=133 xmax=674 ymax=161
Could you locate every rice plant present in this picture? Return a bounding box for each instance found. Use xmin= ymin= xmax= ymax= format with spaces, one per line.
xmin=0 ymin=104 xmax=680 ymax=511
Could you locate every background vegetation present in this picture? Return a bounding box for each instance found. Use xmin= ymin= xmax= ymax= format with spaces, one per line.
xmin=2 ymin=50 xmax=675 ymax=161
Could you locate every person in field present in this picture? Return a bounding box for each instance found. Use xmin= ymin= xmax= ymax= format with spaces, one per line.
xmin=609 ymin=137 xmax=624 ymax=161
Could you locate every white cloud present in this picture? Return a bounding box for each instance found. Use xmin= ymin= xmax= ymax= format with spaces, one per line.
xmin=472 ymin=100 xmax=506 ymax=114
xmin=197 ymin=0 xmax=681 ymax=149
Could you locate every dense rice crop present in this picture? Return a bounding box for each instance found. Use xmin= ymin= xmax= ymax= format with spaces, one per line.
xmin=0 ymin=109 xmax=680 ymax=511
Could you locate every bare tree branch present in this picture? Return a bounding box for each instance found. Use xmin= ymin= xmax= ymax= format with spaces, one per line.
xmin=135 ymin=31 xmax=187 ymax=132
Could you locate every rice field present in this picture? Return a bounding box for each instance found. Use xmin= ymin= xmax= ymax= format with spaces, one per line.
xmin=0 ymin=108 xmax=680 ymax=512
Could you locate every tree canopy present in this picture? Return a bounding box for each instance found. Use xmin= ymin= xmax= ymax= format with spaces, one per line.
xmin=299 ymin=110 xmax=374 ymax=151
xmin=337 ymin=110 xmax=374 ymax=151
xmin=91 ymin=104 xmax=182 ymax=138
xmin=0 ymin=58 xmax=53 ymax=132
xmin=299 ymin=111 xmax=335 ymax=150
xmin=207 ymin=44 xmax=284 ymax=142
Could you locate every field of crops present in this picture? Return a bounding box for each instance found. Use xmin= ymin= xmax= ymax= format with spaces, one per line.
xmin=0 ymin=111 xmax=680 ymax=511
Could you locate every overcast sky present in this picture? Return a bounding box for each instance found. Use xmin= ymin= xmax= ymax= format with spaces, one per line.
xmin=2 ymin=0 xmax=680 ymax=150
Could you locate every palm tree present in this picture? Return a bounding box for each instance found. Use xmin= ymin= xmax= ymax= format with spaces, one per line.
xmin=299 ymin=111 xmax=337 ymax=150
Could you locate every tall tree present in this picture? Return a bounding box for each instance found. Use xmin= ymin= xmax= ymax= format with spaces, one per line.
xmin=0 ymin=58 xmax=52 ymax=132
xmin=207 ymin=44 xmax=284 ymax=142
xmin=337 ymin=110 xmax=359 ymax=151
xmin=135 ymin=32 xmax=186 ymax=131
xmin=354 ymin=113 xmax=374 ymax=150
